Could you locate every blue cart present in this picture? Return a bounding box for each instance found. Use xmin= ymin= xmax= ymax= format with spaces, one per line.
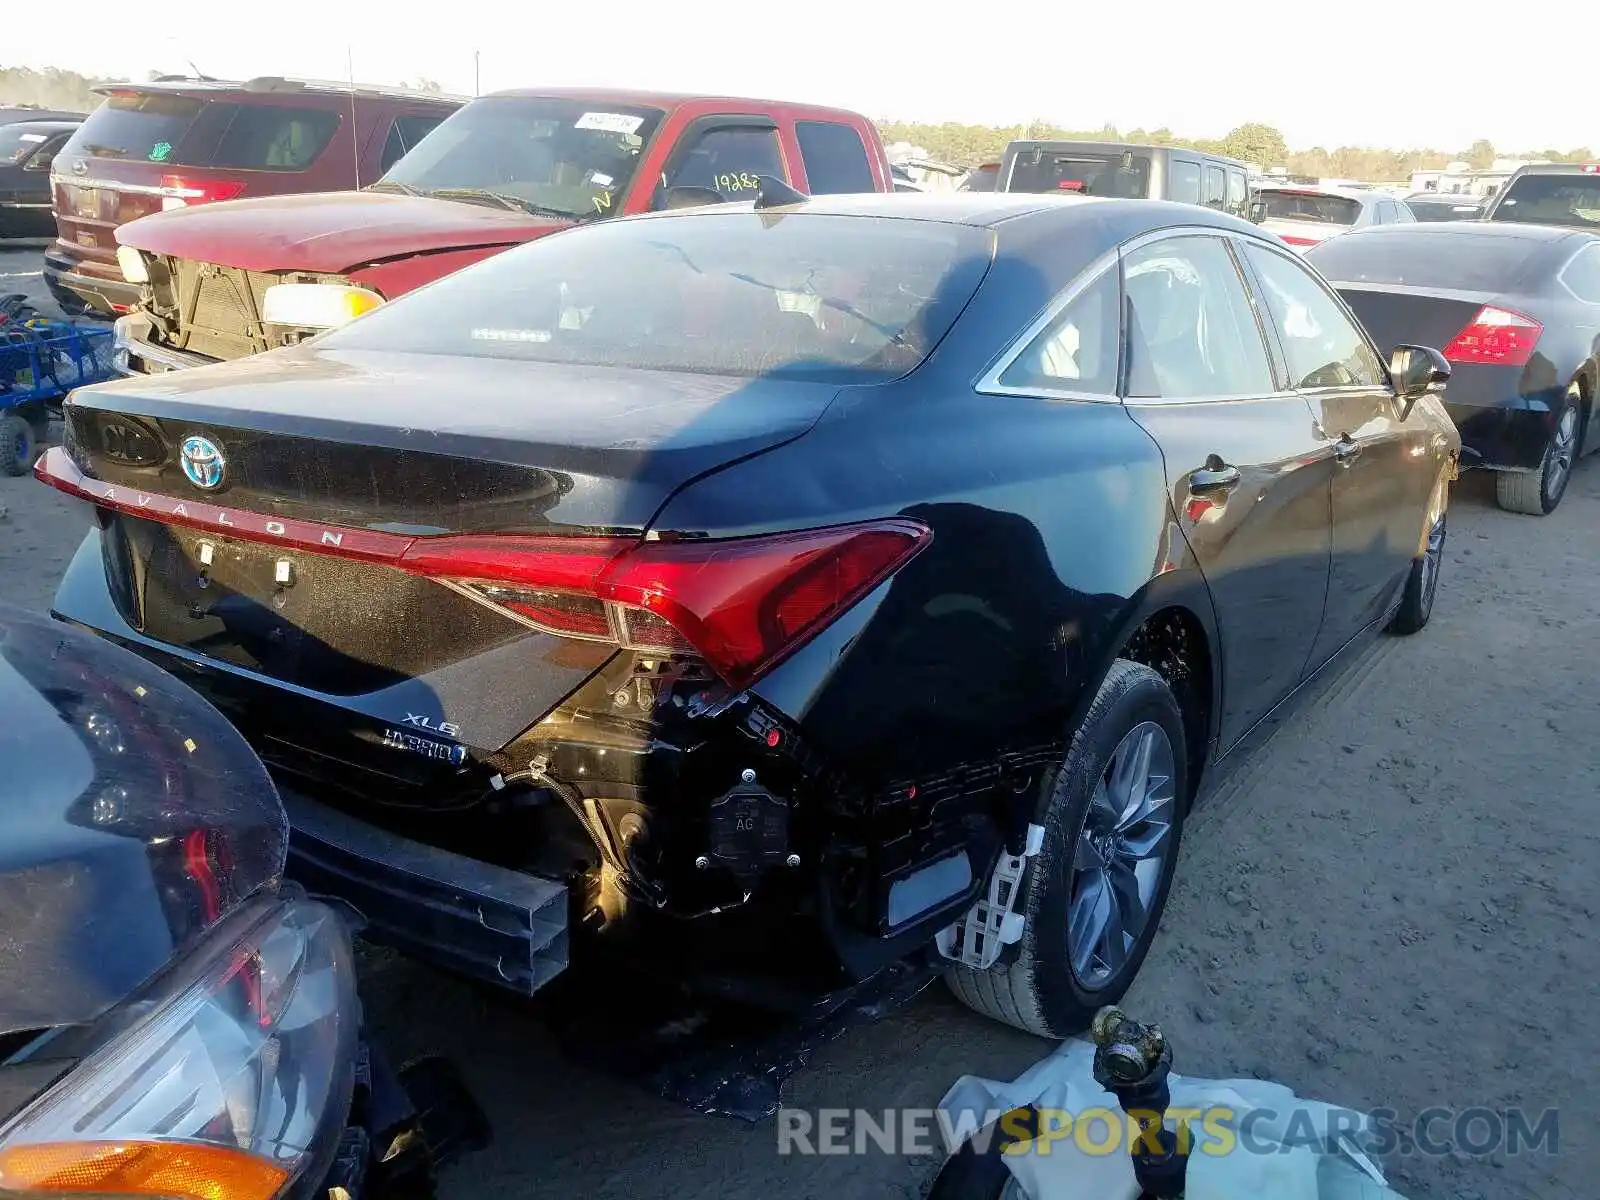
xmin=0 ymin=295 xmax=115 ymax=476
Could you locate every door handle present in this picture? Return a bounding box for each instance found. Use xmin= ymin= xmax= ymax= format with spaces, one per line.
xmin=1333 ymin=434 xmax=1361 ymax=464
xmin=1189 ymin=458 xmax=1241 ymax=493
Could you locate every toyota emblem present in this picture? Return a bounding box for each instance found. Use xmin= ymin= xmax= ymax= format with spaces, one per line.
xmin=179 ymin=435 xmax=226 ymax=491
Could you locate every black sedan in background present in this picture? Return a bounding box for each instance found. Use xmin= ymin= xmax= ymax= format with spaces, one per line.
xmin=0 ymin=119 xmax=79 ymax=240
xmin=1308 ymin=222 xmax=1600 ymax=514
xmin=39 ymin=193 xmax=1458 ymax=1039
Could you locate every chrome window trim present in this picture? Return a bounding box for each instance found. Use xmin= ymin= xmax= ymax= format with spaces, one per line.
xmin=1556 ymin=241 xmax=1600 ymax=304
xmin=974 ymin=224 xmax=1391 ymax=408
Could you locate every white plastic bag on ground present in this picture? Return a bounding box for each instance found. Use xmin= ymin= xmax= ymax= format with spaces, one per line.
xmin=938 ymin=1039 xmax=1407 ymax=1199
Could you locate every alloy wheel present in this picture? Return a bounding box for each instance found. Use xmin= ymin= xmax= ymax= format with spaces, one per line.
xmin=1543 ymin=403 xmax=1580 ymax=505
xmin=1067 ymin=720 xmax=1178 ymax=989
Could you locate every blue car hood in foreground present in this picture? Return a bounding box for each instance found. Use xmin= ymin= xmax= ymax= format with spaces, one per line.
xmin=0 ymin=605 xmax=286 ymax=1037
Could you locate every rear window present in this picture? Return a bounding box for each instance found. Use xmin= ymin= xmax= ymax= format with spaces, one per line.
xmin=1405 ymin=197 xmax=1482 ymax=222
xmin=1305 ymin=230 xmax=1544 ymax=291
xmin=1259 ymin=190 xmax=1362 ymax=225
xmin=206 ymin=105 xmax=340 ymax=170
xmin=1491 ymin=173 xmax=1600 ymax=230
xmin=1005 ymin=148 xmax=1151 ymax=198
xmin=795 ymin=121 xmax=874 ymax=194
xmin=325 ymin=212 xmax=995 ymax=383
xmin=64 ymin=92 xmax=206 ymax=162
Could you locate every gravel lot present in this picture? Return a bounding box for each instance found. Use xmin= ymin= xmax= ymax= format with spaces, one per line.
xmin=3 ymin=244 xmax=1595 ymax=1200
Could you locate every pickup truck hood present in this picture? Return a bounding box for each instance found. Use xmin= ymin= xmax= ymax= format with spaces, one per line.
xmin=115 ymin=190 xmax=571 ymax=274
xmin=0 ymin=605 xmax=287 ymax=1038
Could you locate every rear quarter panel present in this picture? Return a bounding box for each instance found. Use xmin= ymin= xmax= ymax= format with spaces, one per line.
xmin=649 ymin=374 xmax=1203 ymax=791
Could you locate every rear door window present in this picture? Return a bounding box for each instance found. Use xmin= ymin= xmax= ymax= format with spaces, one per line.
xmin=1202 ymin=164 xmax=1226 ymax=211
xmin=794 ymin=121 xmax=874 ymax=194
xmin=208 ymin=105 xmax=340 ymax=170
xmin=1225 ymin=169 xmax=1248 ymax=217
xmin=1124 ymin=235 xmax=1275 ymax=398
xmin=1169 ymin=159 xmax=1202 ymax=205
xmin=659 ymin=124 xmax=787 ymax=204
xmin=61 ymin=91 xmax=206 ymax=163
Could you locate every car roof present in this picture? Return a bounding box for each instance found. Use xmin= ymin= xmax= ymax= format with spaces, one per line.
xmin=1323 ymin=221 xmax=1594 ymax=245
xmin=1004 ymin=139 xmax=1246 ymax=167
xmin=635 ymin=191 xmax=1260 ymax=238
xmin=1 ymin=119 xmax=81 ymax=135
xmin=1504 ymin=162 xmax=1600 ymax=176
xmin=95 ymin=77 xmax=466 ymax=104
xmin=482 ymin=86 xmax=867 ymax=120
xmin=1255 ymin=183 xmax=1377 ymax=201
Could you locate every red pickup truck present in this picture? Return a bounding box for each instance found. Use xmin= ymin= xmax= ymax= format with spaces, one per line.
xmin=111 ymin=87 xmax=894 ymax=374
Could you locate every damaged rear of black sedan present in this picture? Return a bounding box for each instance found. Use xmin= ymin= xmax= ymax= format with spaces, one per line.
xmin=38 ymin=192 xmax=1458 ymax=1046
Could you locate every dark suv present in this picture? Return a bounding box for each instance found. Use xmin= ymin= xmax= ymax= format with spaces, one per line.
xmin=44 ymin=76 xmax=462 ymax=316
xmin=999 ymin=140 xmax=1252 ymax=218
xmin=1483 ymin=162 xmax=1600 ymax=232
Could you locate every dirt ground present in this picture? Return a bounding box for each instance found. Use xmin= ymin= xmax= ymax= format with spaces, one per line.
xmin=3 ymin=245 xmax=1595 ymax=1200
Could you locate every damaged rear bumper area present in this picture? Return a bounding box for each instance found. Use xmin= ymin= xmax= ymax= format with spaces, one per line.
xmin=283 ymin=789 xmax=568 ymax=996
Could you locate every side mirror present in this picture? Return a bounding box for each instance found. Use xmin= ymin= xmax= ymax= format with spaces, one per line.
xmin=1248 ymin=199 xmax=1268 ymax=224
xmin=1389 ymin=344 xmax=1450 ymax=419
xmin=658 ymin=185 xmax=724 ymax=211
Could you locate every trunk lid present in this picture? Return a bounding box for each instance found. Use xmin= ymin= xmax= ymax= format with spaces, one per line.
xmin=1259 ymin=217 xmax=1349 ymax=250
xmin=51 ymin=345 xmax=837 ymax=716
xmin=1327 ymin=282 xmax=1495 ymax=357
xmin=117 ymin=190 xmax=568 ymax=273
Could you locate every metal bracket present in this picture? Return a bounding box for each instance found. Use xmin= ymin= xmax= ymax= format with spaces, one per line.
xmin=934 ymin=822 xmax=1045 ymax=969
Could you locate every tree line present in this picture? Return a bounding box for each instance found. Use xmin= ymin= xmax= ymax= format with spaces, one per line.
xmin=4 ymin=65 xmax=1591 ymax=183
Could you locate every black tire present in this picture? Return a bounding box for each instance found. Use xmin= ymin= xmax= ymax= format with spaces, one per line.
xmin=1387 ymin=510 xmax=1445 ymax=636
xmin=0 ymin=412 xmax=35 ymax=478
xmin=946 ymin=660 xmax=1188 ymax=1038
xmin=1496 ymin=387 xmax=1581 ymax=515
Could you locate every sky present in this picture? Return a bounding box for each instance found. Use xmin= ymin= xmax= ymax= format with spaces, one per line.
xmin=14 ymin=0 xmax=1594 ymax=153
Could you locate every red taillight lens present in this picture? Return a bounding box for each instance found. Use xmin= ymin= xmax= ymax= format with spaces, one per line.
xmin=1279 ymin=234 xmax=1319 ymax=247
xmin=403 ymin=520 xmax=932 ymax=687
xmin=160 ymin=174 xmax=246 ymax=206
xmin=1441 ymin=305 xmax=1543 ymax=367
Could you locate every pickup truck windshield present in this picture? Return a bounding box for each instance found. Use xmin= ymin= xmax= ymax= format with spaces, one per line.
xmin=376 ymin=96 xmax=666 ymax=220
xmin=1006 ymin=150 xmax=1151 ymax=197
xmin=324 ymin=212 xmax=995 ymax=384
xmin=1489 ymin=174 xmax=1600 ymax=229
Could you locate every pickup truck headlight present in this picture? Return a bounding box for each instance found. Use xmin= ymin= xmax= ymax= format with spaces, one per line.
xmin=261 ymin=283 xmax=384 ymax=331
xmin=0 ymin=894 xmax=357 ymax=1200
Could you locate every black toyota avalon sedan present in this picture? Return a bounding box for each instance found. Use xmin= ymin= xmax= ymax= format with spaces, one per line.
xmin=38 ymin=191 xmax=1459 ymax=1038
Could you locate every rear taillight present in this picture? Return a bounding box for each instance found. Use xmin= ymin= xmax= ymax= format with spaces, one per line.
xmin=1441 ymin=305 xmax=1543 ymax=367
xmin=403 ymin=521 xmax=932 ymax=687
xmin=32 ymin=448 xmax=929 ymax=688
xmin=1279 ymin=234 xmax=1319 ymax=247
xmin=159 ymin=174 xmax=246 ymax=210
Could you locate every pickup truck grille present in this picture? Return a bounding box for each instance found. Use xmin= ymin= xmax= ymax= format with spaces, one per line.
xmin=151 ymin=257 xmax=351 ymax=362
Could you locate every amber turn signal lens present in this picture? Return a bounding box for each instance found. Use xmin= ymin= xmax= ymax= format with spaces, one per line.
xmin=0 ymin=1140 xmax=288 ymax=1200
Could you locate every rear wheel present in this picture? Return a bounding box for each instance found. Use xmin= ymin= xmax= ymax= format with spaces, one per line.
xmin=1496 ymin=387 xmax=1581 ymax=515
xmin=946 ymin=660 xmax=1187 ymax=1037
xmin=0 ymin=412 xmax=35 ymax=478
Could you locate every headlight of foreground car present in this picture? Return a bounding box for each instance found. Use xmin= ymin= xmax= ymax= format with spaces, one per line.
xmin=115 ymin=245 xmax=149 ymax=285
xmin=0 ymin=893 xmax=357 ymax=1200
xmin=261 ymin=283 xmax=383 ymax=331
